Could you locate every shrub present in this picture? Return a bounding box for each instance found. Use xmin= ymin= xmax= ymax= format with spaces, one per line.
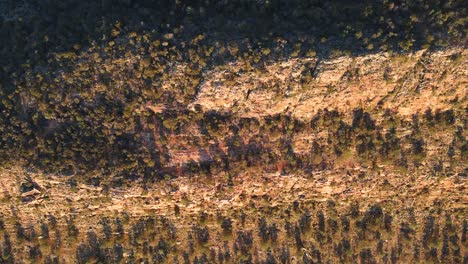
xmin=359 ymin=248 xmax=375 ymax=264
xmin=341 ymin=216 xmax=350 ymax=232
xmin=2 ymin=233 xmax=13 ymax=263
xmin=52 ymin=230 xmax=61 ymax=250
xmin=113 ymin=243 xmax=123 ymax=263
xmin=76 ymin=243 xmax=91 ymax=264
xmin=234 ymin=230 xmax=253 ymax=255
xmin=422 ymin=216 xmax=438 ymax=247
xmin=400 ymin=222 xmax=414 ymax=240
xmin=327 ymin=218 xmax=338 ymax=234
xmin=264 ymin=248 xmax=276 ymax=264
xmin=462 ymin=220 xmax=467 ymax=243
xmin=258 ymin=217 xmax=269 ymax=242
xmin=294 ymin=224 xmax=303 ymax=249
xmin=15 ymin=221 xmax=25 ymax=240
xmin=44 ymin=255 xmax=59 ymax=264
xmin=115 ymin=218 xmax=124 ymax=238
xmin=384 ymin=213 xmax=393 ymax=231
xmin=363 ymin=204 xmax=383 ymax=225
xmin=99 ymin=217 xmax=112 ymax=240
xmin=221 ymin=218 xmax=233 ymax=234
xmin=299 ymin=212 xmax=311 ymax=232
xmin=48 ymin=214 xmax=57 ymax=228
xmin=40 ymin=221 xmax=49 ymax=239
xmin=279 ymin=245 xmax=290 ymax=264
xmin=66 ymin=217 xmax=79 ymax=237
xmin=28 ymin=245 xmax=42 ymax=260
xmin=269 ymin=223 xmax=278 ymax=242
xmin=193 ymin=225 xmax=210 ymax=244
xmin=349 ymin=201 xmax=360 ymax=218
xmin=317 ymin=211 xmax=325 ymax=232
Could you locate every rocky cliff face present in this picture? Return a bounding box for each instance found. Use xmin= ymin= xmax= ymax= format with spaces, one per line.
xmin=193 ymin=49 xmax=466 ymax=119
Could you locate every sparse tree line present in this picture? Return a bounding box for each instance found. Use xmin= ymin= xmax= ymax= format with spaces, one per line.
xmin=0 ymin=201 xmax=466 ymax=263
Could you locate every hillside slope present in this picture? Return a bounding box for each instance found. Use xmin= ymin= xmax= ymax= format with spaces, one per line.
xmin=0 ymin=47 xmax=466 ymax=263
xmin=0 ymin=1 xmax=467 ymax=263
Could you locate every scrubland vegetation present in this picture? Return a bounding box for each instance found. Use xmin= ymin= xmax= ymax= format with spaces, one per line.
xmin=0 ymin=0 xmax=466 ymax=263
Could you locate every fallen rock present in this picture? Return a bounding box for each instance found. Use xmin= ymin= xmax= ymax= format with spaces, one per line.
xmin=21 ymin=189 xmax=41 ymax=202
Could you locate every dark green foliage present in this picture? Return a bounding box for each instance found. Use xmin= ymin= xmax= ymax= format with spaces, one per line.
xmin=384 ymin=213 xmax=393 ymax=231
xmin=221 ymin=218 xmax=233 ymax=234
xmin=425 ymin=108 xmax=433 ymax=124
xmin=294 ymin=224 xmax=303 ymax=249
xmin=426 ymin=247 xmax=438 ymax=262
xmin=377 ymin=240 xmax=384 ymax=254
xmin=174 ymin=204 xmax=180 ymax=216
xmin=444 ymin=110 xmax=455 ymax=125
xmin=258 ymin=217 xmax=269 ymax=242
xmin=422 ymin=215 xmax=437 ymax=247
xmin=264 ymin=248 xmax=276 ymax=264
xmin=448 ymin=144 xmax=455 ymax=158
xmin=317 ymin=210 xmax=325 ymax=232
xmin=303 ymin=251 xmax=313 ymax=264
xmin=75 ymin=230 xmax=105 ymax=263
xmin=66 ymin=217 xmax=79 ymax=237
xmin=284 ymin=220 xmax=292 ymax=237
xmin=441 ymin=233 xmax=450 ymax=261
xmin=76 ymin=243 xmax=91 ymax=264
xmin=363 ymin=204 xmax=383 ymax=226
xmin=52 ymin=230 xmax=61 ymax=251
xmin=182 ymin=251 xmax=190 ymax=264
xmin=413 ymin=243 xmax=420 ymax=260
xmin=28 ymin=245 xmax=42 ymax=260
xmin=193 ymin=225 xmax=210 ymax=244
xmin=299 ymin=212 xmax=312 ymax=232
xmin=210 ymin=248 xmax=216 ymax=263
xmin=223 ymin=241 xmax=231 ymax=261
xmin=352 ymin=109 xmax=375 ymax=130
xmin=217 ymin=249 xmax=224 ymax=264
xmin=269 ymin=223 xmax=278 ymax=242
xmin=462 ymin=220 xmax=467 ymax=243
xmin=399 ymin=222 xmax=414 ymax=240
xmin=115 ymin=218 xmax=124 ymax=238
xmin=234 ymin=230 xmax=253 ymax=255
xmin=349 ymin=201 xmax=360 ymax=218
xmin=327 ymin=218 xmax=338 ymax=234
xmin=279 ymin=245 xmax=290 ymax=264
xmin=113 ymin=243 xmax=124 ymax=263
xmin=14 ymin=221 xmax=25 ymax=240
xmin=359 ymin=248 xmax=375 ymax=264
xmin=40 ymin=221 xmax=49 ymax=239
xmin=188 ymin=234 xmax=195 ymax=254
xmin=44 ymin=255 xmax=59 ymax=264
xmin=411 ymin=138 xmax=425 ymax=155
xmin=48 ymin=214 xmax=57 ymax=228
xmin=99 ymin=217 xmax=112 ymax=240
xmin=335 ymin=239 xmax=350 ymax=261
xmin=131 ymin=219 xmax=146 ymax=242
xmin=2 ymin=233 xmax=13 ymax=264
xmin=341 ymin=215 xmax=350 ymax=233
